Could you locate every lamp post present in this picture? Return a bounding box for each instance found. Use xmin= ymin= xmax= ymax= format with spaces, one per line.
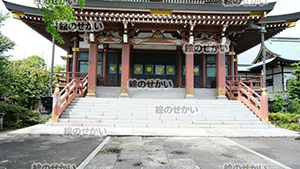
xmin=48 ymin=36 xmax=55 ymax=96
xmin=249 ymin=21 xmax=267 ymax=89
xmin=260 ymin=23 xmax=267 ymax=88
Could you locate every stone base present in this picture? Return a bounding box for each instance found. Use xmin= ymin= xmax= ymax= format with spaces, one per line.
xmin=86 ymin=93 xmax=96 ymax=97
xmin=120 ymin=93 xmax=130 ymax=98
xmin=185 ymin=94 xmax=195 ymax=99
xmin=296 ymin=135 xmax=300 ymax=140
xmin=216 ymin=95 xmax=227 ymax=100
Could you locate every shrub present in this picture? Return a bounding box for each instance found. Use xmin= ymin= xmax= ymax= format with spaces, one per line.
xmin=269 ymin=113 xmax=300 ymax=131
xmin=0 ymin=103 xmax=42 ymax=129
xmin=271 ymin=102 xmax=284 ymax=113
xmin=287 ymin=98 xmax=300 ymax=114
xmin=270 ymin=93 xmax=287 ymax=113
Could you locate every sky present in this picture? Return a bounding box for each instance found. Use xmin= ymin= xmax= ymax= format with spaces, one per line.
xmin=1 ymin=0 xmax=300 ymax=67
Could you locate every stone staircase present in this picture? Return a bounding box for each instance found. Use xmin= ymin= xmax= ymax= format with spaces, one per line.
xmin=96 ymin=87 xmax=217 ymax=100
xmin=47 ymin=98 xmax=275 ymax=129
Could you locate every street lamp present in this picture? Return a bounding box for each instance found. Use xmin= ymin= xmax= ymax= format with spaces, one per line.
xmin=249 ymin=21 xmax=267 ymax=88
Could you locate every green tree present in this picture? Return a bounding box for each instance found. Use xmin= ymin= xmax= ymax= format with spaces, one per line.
xmin=36 ymin=0 xmax=86 ymax=44
xmin=0 ymin=12 xmax=15 ymax=97
xmin=0 ymin=12 xmax=15 ymax=53
xmin=288 ymin=62 xmax=300 ymax=99
xmin=52 ymin=64 xmax=66 ymax=73
xmin=0 ymin=56 xmax=12 ymax=97
xmin=5 ymin=55 xmax=50 ymax=110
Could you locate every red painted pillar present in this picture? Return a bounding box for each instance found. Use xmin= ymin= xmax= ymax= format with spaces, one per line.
xmin=120 ymin=44 xmax=130 ymax=97
xmin=72 ymin=37 xmax=79 ymax=77
xmin=87 ymin=42 xmax=98 ymax=96
xmin=66 ymin=51 xmax=71 ymax=83
xmin=102 ymin=48 xmax=108 ymax=86
xmin=230 ymin=55 xmax=235 ymax=76
xmin=185 ymin=45 xmax=194 ymax=98
xmin=177 ymin=47 xmax=182 ymax=87
xmin=51 ymin=84 xmax=60 ymax=122
xmin=261 ymin=88 xmax=269 ymax=124
xmin=234 ymin=55 xmax=238 ymax=76
xmin=216 ymin=50 xmax=226 ymax=99
xmin=201 ymin=54 xmax=206 ymax=88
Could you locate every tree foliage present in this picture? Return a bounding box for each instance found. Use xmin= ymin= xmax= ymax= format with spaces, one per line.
xmin=288 ymin=62 xmax=300 ymax=99
xmin=52 ymin=64 xmax=66 ymax=73
xmin=0 ymin=56 xmax=12 ymax=97
xmin=35 ymin=0 xmax=86 ymax=44
xmin=0 ymin=103 xmax=42 ymax=129
xmin=5 ymin=56 xmax=50 ymax=110
xmin=0 ymin=12 xmax=15 ymax=97
xmin=0 ymin=12 xmax=15 ymax=53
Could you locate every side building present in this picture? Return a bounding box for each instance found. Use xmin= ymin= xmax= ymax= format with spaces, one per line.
xmin=238 ymin=37 xmax=300 ymax=94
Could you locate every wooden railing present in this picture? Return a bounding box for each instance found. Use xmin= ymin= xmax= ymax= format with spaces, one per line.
xmin=226 ymin=75 xmax=263 ymax=100
xmin=55 ymin=72 xmax=88 ymax=86
xmin=51 ymin=75 xmax=89 ymax=122
xmin=226 ymin=75 xmax=269 ymax=124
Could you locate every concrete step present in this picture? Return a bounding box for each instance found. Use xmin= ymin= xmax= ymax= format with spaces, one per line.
xmin=48 ymin=122 xmax=274 ymax=129
xmin=53 ymin=97 xmax=275 ymax=129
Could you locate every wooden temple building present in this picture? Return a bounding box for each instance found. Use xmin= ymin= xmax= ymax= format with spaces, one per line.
xmin=3 ymin=0 xmax=300 ymax=125
xmin=4 ymin=0 xmax=300 ymax=97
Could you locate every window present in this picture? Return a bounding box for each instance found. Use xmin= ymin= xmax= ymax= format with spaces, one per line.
xmin=79 ymin=52 xmax=89 ymax=59
xmin=207 ymin=66 xmax=216 ymax=77
xmin=79 ymin=61 xmax=89 ymax=73
xmin=78 ymin=52 xmax=103 ymax=76
xmin=266 ymin=79 xmax=274 ymax=86
xmin=206 ymin=55 xmax=216 ymax=77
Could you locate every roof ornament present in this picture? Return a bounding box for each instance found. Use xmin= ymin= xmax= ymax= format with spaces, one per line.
xmin=222 ymin=24 xmax=228 ymax=32
xmin=189 ymin=23 xmax=195 ymax=45
xmin=123 ymin=21 xmax=128 ymax=43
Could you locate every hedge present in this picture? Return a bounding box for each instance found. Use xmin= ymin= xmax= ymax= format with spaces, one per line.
xmin=269 ymin=113 xmax=300 ymax=131
xmin=0 ymin=103 xmax=41 ymax=129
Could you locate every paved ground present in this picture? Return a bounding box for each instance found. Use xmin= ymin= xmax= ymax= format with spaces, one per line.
xmin=84 ymin=137 xmax=291 ymax=169
xmin=1 ymin=134 xmax=299 ymax=169
xmin=231 ymin=138 xmax=300 ymax=169
xmin=9 ymin=124 xmax=299 ymax=137
xmin=0 ymin=135 xmax=104 ymax=169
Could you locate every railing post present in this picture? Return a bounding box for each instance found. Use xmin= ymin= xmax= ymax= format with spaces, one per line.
xmin=51 ymin=84 xmax=61 ymax=122
xmin=260 ymin=74 xmax=263 ymax=88
xmin=66 ymin=84 xmax=70 ymax=104
xmin=247 ymin=90 xmax=251 ymax=107
xmin=261 ymin=88 xmax=269 ymax=125
xmin=238 ymin=79 xmax=241 ymax=100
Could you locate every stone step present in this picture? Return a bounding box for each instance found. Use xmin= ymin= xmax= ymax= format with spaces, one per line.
xmin=72 ymin=99 xmax=242 ymax=103
xmin=58 ymin=118 xmax=261 ymax=124
xmin=48 ymin=122 xmax=274 ymax=129
xmin=61 ymin=113 xmax=257 ymax=120
xmin=54 ymin=97 xmax=275 ymax=129
xmin=64 ymin=107 xmax=251 ymax=113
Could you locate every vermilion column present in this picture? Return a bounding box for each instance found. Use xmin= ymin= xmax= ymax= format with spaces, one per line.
xmin=102 ymin=48 xmax=108 ymax=86
xmin=72 ymin=37 xmax=79 ymax=77
xmin=87 ymin=42 xmax=98 ymax=96
xmin=234 ymin=55 xmax=238 ymax=76
xmin=177 ymin=47 xmax=182 ymax=87
xmin=185 ymin=45 xmax=194 ymax=98
xmin=230 ymin=55 xmax=235 ymax=75
xmin=230 ymin=45 xmax=236 ymax=76
xmin=216 ymin=51 xmax=226 ymax=99
xmin=201 ymin=54 xmax=206 ymax=88
xmin=120 ymin=44 xmax=130 ymax=97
